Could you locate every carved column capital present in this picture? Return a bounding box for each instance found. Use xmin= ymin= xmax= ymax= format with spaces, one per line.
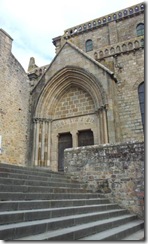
xmin=33 ymin=117 xmax=52 ymax=123
xmin=98 ymin=104 xmax=108 ymax=112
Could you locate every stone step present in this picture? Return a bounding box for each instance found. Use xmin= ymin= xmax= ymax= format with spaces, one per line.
xmin=0 ymin=184 xmax=86 ymax=193
xmin=0 ymin=192 xmax=104 ymax=201
xmin=12 ymin=215 xmax=138 ymax=241
xmin=0 ymin=176 xmax=82 ymax=189
xmin=0 ymin=171 xmax=73 ymax=184
xmin=121 ymin=229 xmax=144 ymax=240
xmin=0 ymin=163 xmax=68 ymax=178
xmin=0 ymin=198 xmax=110 ymax=211
xmin=0 ymin=205 xmax=124 ymax=225
xmin=0 ymin=213 xmax=137 ymax=240
xmin=79 ymin=220 xmax=144 ymax=240
xmin=0 ymin=163 xmax=144 ymax=241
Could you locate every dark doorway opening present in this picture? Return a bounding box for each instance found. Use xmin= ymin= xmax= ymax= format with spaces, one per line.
xmin=78 ymin=129 xmax=94 ymax=147
xmin=58 ymin=132 xmax=72 ymax=171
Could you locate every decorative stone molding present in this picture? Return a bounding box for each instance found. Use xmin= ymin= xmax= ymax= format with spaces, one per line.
xmin=133 ymin=80 xmax=144 ymax=90
xmin=33 ymin=118 xmax=52 ymax=123
xmin=52 ymin=115 xmax=95 ymax=129
xmin=64 ymin=3 xmax=144 ymax=38
xmin=96 ymin=36 xmax=144 ymax=61
xmin=35 ymin=65 xmax=108 ymax=118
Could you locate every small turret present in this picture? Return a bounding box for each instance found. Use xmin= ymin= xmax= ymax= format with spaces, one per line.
xmin=27 ymin=57 xmax=38 ymax=73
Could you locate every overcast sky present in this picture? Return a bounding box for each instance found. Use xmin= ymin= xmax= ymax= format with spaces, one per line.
xmin=0 ymin=0 xmax=144 ymax=71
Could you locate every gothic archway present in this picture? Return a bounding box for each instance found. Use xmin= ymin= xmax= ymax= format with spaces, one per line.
xmin=33 ymin=66 xmax=108 ymax=170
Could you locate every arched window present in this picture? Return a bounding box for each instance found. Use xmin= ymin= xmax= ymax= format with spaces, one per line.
xmin=136 ymin=23 xmax=144 ymax=36
xmin=85 ymin=39 xmax=93 ymax=52
xmin=138 ymin=82 xmax=144 ymax=129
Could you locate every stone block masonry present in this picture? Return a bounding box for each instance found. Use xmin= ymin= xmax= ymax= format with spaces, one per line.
xmin=64 ymin=141 xmax=144 ymax=218
xmin=0 ymin=29 xmax=30 ymax=165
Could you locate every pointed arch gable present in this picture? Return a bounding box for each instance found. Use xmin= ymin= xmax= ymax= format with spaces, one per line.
xmin=35 ymin=66 xmax=108 ymax=118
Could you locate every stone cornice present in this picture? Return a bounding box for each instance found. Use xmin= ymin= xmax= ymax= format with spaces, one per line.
xmin=63 ymin=2 xmax=144 ymax=38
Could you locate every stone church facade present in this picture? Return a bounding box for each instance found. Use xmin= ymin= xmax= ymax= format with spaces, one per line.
xmin=28 ymin=2 xmax=144 ymax=172
xmin=0 ymin=2 xmax=144 ymax=172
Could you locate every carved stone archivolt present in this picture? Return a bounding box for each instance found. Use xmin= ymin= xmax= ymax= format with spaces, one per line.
xmin=32 ymin=66 xmax=109 ymax=167
xmin=35 ymin=66 xmax=108 ymax=118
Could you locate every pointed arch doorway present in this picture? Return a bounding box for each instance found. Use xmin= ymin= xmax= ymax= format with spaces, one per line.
xmin=33 ymin=66 xmax=109 ymax=170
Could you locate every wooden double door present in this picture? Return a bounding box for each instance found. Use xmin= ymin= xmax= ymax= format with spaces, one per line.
xmin=58 ymin=130 xmax=94 ymax=171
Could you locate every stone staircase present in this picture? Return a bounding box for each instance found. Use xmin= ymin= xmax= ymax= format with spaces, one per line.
xmin=0 ymin=163 xmax=144 ymax=241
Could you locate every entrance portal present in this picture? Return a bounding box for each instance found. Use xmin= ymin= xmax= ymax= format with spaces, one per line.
xmin=58 ymin=133 xmax=72 ymax=171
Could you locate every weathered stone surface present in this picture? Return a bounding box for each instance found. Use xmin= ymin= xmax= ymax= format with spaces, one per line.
xmin=0 ymin=29 xmax=30 ymax=165
xmin=64 ymin=141 xmax=144 ymax=218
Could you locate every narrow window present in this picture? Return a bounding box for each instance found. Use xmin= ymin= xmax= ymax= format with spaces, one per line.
xmin=138 ymin=82 xmax=144 ymax=129
xmin=85 ymin=39 xmax=93 ymax=52
xmin=136 ymin=23 xmax=144 ymax=36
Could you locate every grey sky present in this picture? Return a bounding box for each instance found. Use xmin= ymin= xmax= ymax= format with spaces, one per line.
xmin=0 ymin=0 xmax=144 ymax=71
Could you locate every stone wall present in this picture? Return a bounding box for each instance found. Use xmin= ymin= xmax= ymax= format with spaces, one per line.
xmin=0 ymin=29 xmax=30 ymax=165
xmin=56 ymin=3 xmax=144 ymax=56
xmin=54 ymin=86 xmax=95 ymax=119
xmin=64 ymin=141 xmax=144 ymax=218
xmin=52 ymin=2 xmax=144 ymax=143
xmin=102 ymin=42 xmax=144 ymax=142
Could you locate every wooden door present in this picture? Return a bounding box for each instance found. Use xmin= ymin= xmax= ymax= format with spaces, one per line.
xmin=58 ymin=133 xmax=72 ymax=171
xmin=78 ymin=130 xmax=94 ymax=147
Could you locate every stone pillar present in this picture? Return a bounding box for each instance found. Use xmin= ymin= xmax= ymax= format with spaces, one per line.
xmin=98 ymin=108 xmax=103 ymax=144
xmin=32 ymin=119 xmax=36 ymax=164
xmin=108 ymin=21 xmax=118 ymax=45
xmin=47 ymin=119 xmax=52 ymax=166
xmin=71 ymin=131 xmax=78 ymax=148
xmin=41 ymin=119 xmax=45 ymax=164
xmin=102 ymin=106 xmax=109 ymax=144
xmin=33 ymin=118 xmax=40 ymax=166
xmin=96 ymin=112 xmax=101 ymax=144
xmin=98 ymin=106 xmax=108 ymax=144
